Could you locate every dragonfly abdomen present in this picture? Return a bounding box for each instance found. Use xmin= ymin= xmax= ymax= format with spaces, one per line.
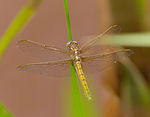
xmin=74 ymin=61 xmax=91 ymax=100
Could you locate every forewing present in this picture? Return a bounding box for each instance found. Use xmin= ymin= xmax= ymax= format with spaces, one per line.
xmin=18 ymin=59 xmax=70 ymax=78
xmin=17 ymin=40 xmax=69 ymax=61
xmin=81 ymin=49 xmax=133 ymax=75
xmin=80 ymin=25 xmax=121 ymax=56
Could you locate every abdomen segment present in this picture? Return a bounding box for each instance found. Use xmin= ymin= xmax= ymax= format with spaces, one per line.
xmin=74 ymin=61 xmax=91 ymax=100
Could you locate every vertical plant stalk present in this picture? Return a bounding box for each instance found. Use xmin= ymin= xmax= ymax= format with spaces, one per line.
xmin=0 ymin=0 xmax=42 ymax=61
xmin=135 ymin=0 xmax=148 ymax=30
xmin=64 ymin=0 xmax=72 ymax=42
xmin=64 ymin=0 xmax=84 ymax=117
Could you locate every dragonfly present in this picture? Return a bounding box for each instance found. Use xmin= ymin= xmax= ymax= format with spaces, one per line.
xmin=17 ymin=25 xmax=133 ymax=100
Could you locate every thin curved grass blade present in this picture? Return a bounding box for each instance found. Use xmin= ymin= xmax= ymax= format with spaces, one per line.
xmin=0 ymin=0 xmax=42 ymax=61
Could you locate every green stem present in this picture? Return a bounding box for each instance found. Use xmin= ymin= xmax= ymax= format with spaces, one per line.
xmin=64 ymin=0 xmax=72 ymax=41
xmin=64 ymin=0 xmax=84 ymax=117
xmin=135 ymin=0 xmax=147 ymax=30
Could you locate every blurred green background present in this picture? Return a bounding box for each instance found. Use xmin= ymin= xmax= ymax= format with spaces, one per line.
xmin=0 ymin=0 xmax=150 ymax=117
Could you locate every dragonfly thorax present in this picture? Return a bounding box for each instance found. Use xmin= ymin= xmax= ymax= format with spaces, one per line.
xmin=66 ymin=41 xmax=81 ymax=62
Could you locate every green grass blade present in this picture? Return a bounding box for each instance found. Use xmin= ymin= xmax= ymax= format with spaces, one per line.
xmin=0 ymin=0 xmax=42 ymax=60
xmin=135 ymin=0 xmax=147 ymax=30
xmin=99 ymin=33 xmax=150 ymax=47
xmin=64 ymin=0 xmax=84 ymax=117
xmin=0 ymin=0 xmax=42 ymax=116
xmin=64 ymin=0 xmax=72 ymax=42
xmin=120 ymin=59 xmax=150 ymax=108
xmin=99 ymin=32 xmax=150 ymax=108
xmin=0 ymin=103 xmax=13 ymax=117
xmin=70 ymin=64 xmax=84 ymax=117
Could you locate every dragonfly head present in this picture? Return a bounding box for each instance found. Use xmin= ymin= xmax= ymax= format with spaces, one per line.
xmin=66 ymin=41 xmax=80 ymax=51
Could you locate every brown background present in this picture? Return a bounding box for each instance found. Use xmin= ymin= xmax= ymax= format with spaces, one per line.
xmin=0 ymin=0 xmax=105 ymax=117
xmin=2 ymin=0 xmax=148 ymax=117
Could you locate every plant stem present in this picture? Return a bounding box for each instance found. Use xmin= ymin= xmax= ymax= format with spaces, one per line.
xmin=64 ymin=0 xmax=84 ymax=117
xmin=64 ymin=0 xmax=72 ymax=41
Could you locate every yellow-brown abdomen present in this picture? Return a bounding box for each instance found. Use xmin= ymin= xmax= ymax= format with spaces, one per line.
xmin=74 ymin=61 xmax=91 ymax=100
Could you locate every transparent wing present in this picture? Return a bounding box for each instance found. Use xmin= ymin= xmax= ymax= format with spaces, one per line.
xmin=80 ymin=25 xmax=121 ymax=56
xmin=17 ymin=40 xmax=69 ymax=61
xmin=81 ymin=49 xmax=133 ymax=75
xmin=17 ymin=59 xmax=70 ymax=78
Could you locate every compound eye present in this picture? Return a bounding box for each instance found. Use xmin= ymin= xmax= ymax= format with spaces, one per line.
xmin=67 ymin=42 xmax=71 ymax=45
xmin=73 ymin=41 xmax=77 ymax=44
